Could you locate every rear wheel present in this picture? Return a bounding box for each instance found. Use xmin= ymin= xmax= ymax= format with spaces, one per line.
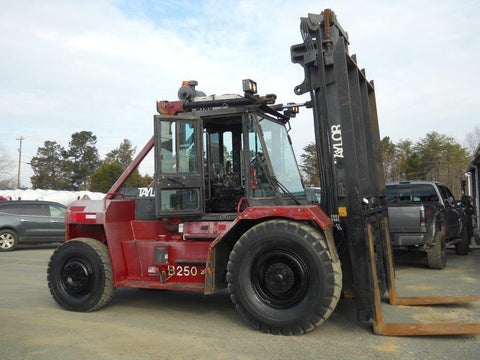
xmin=427 ymin=229 xmax=446 ymax=269
xmin=455 ymin=225 xmax=469 ymax=255
xmin=0 ymin=229 xmax=18 ymax=252
xmin=227 ymin=220 xmax=342 ymax=335
xmin=47 ymin=238 xmax=114 ymax=312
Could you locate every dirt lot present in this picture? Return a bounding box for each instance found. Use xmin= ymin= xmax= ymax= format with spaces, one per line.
xmin=1 ymin=245 xmax=479 ymax=360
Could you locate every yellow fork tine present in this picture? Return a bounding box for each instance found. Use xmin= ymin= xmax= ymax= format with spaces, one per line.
xmin=366 ymin=222 xmax=480 ymax=336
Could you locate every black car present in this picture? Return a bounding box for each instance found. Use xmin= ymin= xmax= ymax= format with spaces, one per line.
xmin=0 ymin=200 xmax=67 ymax=251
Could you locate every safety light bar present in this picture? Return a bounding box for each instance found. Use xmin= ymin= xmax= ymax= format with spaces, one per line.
xmin=242 ymin=79 xmax=257 ymax=95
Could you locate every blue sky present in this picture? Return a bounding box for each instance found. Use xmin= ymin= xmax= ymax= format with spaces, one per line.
xmin=1 ymin=0 xmax=479 ymax=187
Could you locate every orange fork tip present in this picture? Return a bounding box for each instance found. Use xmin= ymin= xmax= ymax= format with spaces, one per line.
xmin=374 ymin=322 xmax=480 ymax=336
xmin=391 ymin=295 xmax=479 ymax=306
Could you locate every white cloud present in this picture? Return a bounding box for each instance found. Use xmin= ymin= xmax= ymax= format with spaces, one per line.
xmin=0 ymin=0 xmax=479 ymax=187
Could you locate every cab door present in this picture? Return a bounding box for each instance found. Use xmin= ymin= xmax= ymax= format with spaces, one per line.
xmin=154 ymin=114 xmax=204 ymax=217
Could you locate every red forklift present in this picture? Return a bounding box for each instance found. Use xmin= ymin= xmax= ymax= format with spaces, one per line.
xmin=47 ymin=9 xmax=479 ymax=336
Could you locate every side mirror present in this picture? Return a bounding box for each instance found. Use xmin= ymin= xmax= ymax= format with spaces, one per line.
xmin=447 ymin=197 xmax=456 ymax=207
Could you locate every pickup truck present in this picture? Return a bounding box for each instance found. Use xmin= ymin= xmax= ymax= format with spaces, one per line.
xmin=386 ymin=181 xmax=469 ymax=269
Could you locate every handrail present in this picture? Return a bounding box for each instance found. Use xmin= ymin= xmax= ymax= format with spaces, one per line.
xmin=103 ymin=192 xmax=125 ymax=210
xmin=236 ymin=197 xmax=250 ymax=217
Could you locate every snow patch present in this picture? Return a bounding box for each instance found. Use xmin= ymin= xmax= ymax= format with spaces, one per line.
xmin=0 ymin=189 xmax=105 ymax=206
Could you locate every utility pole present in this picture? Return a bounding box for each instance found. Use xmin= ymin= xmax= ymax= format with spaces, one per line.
xmin=16 ymin=136 xmax=24 ymax=189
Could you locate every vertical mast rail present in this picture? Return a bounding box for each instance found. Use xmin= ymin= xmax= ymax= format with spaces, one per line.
xmin=291 ymin=8 xmax=480 ymax=335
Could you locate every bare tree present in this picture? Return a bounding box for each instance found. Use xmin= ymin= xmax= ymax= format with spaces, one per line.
xmin=465 ymin=125 xmax=480 ymax=155
xmin=0 ymin=144 xmax=15 ymax=189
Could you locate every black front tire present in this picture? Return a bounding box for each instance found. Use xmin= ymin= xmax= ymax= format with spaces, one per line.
xmin=47 ymin=238 xmax=115 ymax=312
xmin=227 ymin=220 xmax=342 ymax=335
xmin=0 ymin=229 xmax=18 ymax=252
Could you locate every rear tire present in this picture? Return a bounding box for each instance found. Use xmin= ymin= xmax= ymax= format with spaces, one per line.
xmin=227 ymin=220 xmax=342 ymax=335
xmin=427 ymin=230 xmax=446 ymax=269
xmin=455 ymin=225 xmax=469 ymax=255
xmin=0 ymin=229 xmax=18 ymax=252
xmin=47 ymin=238 xmax=114 ymax=312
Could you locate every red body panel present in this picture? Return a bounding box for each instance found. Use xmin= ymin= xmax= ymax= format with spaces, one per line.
xmin=237 ymin=205 xmax=333 ymax=228
xmin=66 ymin=198 xmax=332 ymax=292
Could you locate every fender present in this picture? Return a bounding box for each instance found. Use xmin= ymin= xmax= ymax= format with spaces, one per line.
xmin=204 ymin=205 xmax=337 ymax=294
xmin=424 ymin=208 xmax=445 ymax=247
xmin=66 ymin=198 xmax=136 ymax=284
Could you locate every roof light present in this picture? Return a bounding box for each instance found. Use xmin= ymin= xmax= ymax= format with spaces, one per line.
xmin=287 ymin=102 xmax=299 ymax=114
xmin=283 ymin=102 xmax=300 ymax=118
xmin=242 ymin=79 xmax=257 ymax=95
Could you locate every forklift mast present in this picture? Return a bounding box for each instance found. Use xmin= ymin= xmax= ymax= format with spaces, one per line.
xmin=291 ymin=9 xmax=387 ymax=321
xmin=290 ymin=10 xmax=480 ymax=335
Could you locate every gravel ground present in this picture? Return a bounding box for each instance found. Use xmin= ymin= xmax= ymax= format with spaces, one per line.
xmin=0 ymin=244 xmax=479 ymax=360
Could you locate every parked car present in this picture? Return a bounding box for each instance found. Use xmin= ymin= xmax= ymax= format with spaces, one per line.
xmin=0 ymin=200 xmax=67 ymax=251
xmin=386 ymin=181 xmax=469 ymax=269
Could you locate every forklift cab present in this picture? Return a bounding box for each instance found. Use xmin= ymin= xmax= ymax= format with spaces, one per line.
xmin=154 ymin=103 xmax=306 ymax=218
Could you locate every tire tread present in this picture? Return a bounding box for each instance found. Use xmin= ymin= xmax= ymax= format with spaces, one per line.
xmin=227 ymin=219 xmax=342 ymax=335
xmin=47 ymin=238 xmax=114 ymax=312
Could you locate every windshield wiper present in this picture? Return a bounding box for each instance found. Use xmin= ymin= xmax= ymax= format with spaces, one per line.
xmin=271 ymin=176 xmax=301 ymax=205
xmin=252 ymin=152 xmax=301 ymax=205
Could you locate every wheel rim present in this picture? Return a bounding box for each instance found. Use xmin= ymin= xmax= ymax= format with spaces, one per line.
xmin=252 ymin=250 xmax=309 ymax=308
xmin=60 ymin=258 xmax=94 ymax=297
xmin=0 ymin=233 xmax=15 ymax=249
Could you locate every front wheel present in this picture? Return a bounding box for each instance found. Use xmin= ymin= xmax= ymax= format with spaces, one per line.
xmin=227 ymin=220 xmax=342 ymax=335
xmin=47 ymin=238 xmax=115 ymax=312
